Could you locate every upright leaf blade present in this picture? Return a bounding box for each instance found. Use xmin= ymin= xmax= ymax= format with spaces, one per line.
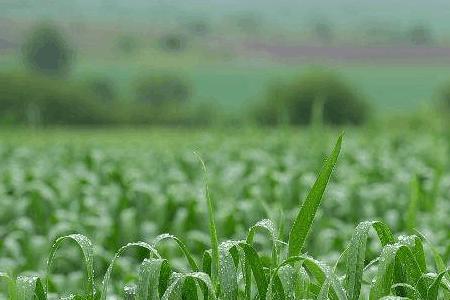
xmin=344 ymin=221 xmax=394 ymax=300
xmin=288 ymin=134 xmax=343 ymax=257
xmin=195 ymin=153 xmax=219 ymax=289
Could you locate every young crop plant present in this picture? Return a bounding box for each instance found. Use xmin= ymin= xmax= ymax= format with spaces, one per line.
xmin=0 ymin=134 xmax=449 ymax=299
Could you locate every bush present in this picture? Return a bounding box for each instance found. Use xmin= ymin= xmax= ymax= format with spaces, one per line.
xmin=436 ymin=82 xmax=450 ymax=114
xmin=159 ymin=33 xmax=187 ymax=52
xmin=408 ymin=24 xmax=433 ymax=46
xmin=134 ymin=74 xmax=191 ymax=105
xmin=256 ymin=70 xmax=369 ymax=126
xmin=82 ymin=76 xmax=117 ymax=102
xmin=0 ymin=72 xmax=109 ymax=126
xmin=22 ymin=22 xmax=73 ymax=76
xmin=115 ymin=34 xmax=139 ymax=55
xmin=185 ymin=19 xmax=210 ymax=36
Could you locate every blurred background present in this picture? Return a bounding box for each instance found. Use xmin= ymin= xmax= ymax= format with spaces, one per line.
xmin=1 ymin=0 xmax=450 ymax=128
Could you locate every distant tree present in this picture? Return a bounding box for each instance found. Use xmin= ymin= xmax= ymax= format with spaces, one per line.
xmin=84 ymin=76 xmax=117 ymax=102
xmin=437 ymin=82 xmax=450 ymax=114
xmin=116 ymin=34 xmax=138 ymax=55
xmin=235 ymin=13 xmax=261 ymax=35
xmin=0 ymin=72 xmax=108 ymax=126
xmin=256 ymin=70 xmax=369 ymax=126
xmin=22 ymin=22 xmax=73 ymax=76
xmin=408 ymin=24 xmax=433 ymax=45
xmin=313 ymin=22 xmax=333 ymax=44
xmin=186 ymin=19 xmax=210 ymax=36
xmin=134 ymin=74 xmax=191 ymax=105
xmin=159 ymin=33 xmax=187 ymax=52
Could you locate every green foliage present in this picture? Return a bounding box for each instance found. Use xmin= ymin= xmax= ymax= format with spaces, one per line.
xmin=22 ymin=22 xmax=73 ymax=77
xmin=257 ymin=70 xmax=369 ymax=126
xmin=184 ymin=19 xmax=211 ymax=36
xmin=134 ymin=74 xmax=191 ymax=106
xmin=437 ymin=81 xmax=450 ymax=113
xmin=0 ymin=72 xmax=109 ymax=126
xmin=159 ymin=33 xmax=187 ymax=52
xmin=116 ymin=34 xmax=139 ymax=55
xmin=288 ymin=134 xmax=342 ymax=257
xmin=312 ymin=22 xmax=334 ymax=44
xmin=408 ymin=24 xmax=433 ymax=46
xmin=0 ymin=72 xmax=216 ymax=127
xmin=0 ymin=131 xmax=448 ymax=299
xmin=83 ymin=76 xmax=117 ymax=102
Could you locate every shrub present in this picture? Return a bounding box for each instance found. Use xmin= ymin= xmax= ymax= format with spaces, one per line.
xmin=159 ymin=33 xmax=187 ymax=51
xmin=185 ymin=19 xmax=210 ymax=36
xmin=408 ymin=24 xmax=433 ymax=46
xmin=437 ymin=82 xmax=450 ymax=113
xmin=82 ymin=76 xmax=117 ymax=102
xmin=257 ymin=70 xmax=369 ymax=126
xmin=134 ymin=74 xmax=191 ymax=106
xmin=0 ymin=72 xmax=108 ymax=126
xmin=115 ymin=34 xmax=139 ymax=55
xmin=22 ymin=22 xmax=73 ymax=77
xmin=312 ymin=22 xmax=334 ymax=44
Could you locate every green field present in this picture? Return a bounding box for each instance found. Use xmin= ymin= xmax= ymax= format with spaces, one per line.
xmin=1 ymin=1 xmax=450 ymax=298
xmin=0 ymin=127 xmax=449 ymax=299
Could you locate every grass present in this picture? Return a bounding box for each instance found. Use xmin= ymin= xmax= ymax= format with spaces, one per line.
xmin=0 ymin=128 xmax=449 ymax=299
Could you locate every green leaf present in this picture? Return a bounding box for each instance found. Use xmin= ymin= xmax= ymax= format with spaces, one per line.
xmin=247 ymin=219 xmax=279 ymax=269
xmin=405 ymin=175 xmax=420 ymax=232
xmin=0 ymin=272 xmax=16 ymax=300
xmin=370 ymin=241 xmax=427 ymax=300
xmin=238 ymin=241 xmax=269 ymax=300
xmin=153 ymin=233 xmax=199 ymax=271
xmin=288 ymin=134 xmax=343 ymax=257
xmin=303 ymin=257 xmax=348 ymax=300
xmin=427 ymin=269 xmax=450 ymax=299
xmin=47 ymin=234 xmax=94 ymax=300
xmin=161 ymin=272 xmax=216 ymax=300
xmin=370 ymin=244 xmax=399 ymax=300
xmin=16 ymin=275 xmax=46 ymax=300
xmin=101 ymin=241 xmax=160 ymax=300
xmin=123 ymin=284 xmax=137 ymax=300
xmin=218 ymin=241 xmax=239 ymax=300
xmin=195 ymin=153 xmax=219 ymax=289
xmin=137 ymin=258 xmax=171 ymax=300
xmin=344 ymin=221 xmax=394 ymax=300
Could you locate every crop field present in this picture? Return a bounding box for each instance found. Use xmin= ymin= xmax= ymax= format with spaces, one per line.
xmin=0 ymin=128 xmax=449 ymax=299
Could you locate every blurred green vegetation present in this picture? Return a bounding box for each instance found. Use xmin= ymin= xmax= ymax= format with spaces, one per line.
xmin=0 ymin=72 xmax=108 ymax=126
xmin=254 ymin=70 xmax=368 ymax=126
xmin=1 ymin=3 xmax=450 ymax=127
xmin=22 ymin=22 xmax=73 ymax=77
xmin=436 ymin=81 xmax=450 ymax=114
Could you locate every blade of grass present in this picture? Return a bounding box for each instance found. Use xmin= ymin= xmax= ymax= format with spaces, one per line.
xmin=16 ymin=275 xmax=45 ymax=300
xmin=288 ymin=134 xmax=343 ymax=257
xmin=137 ymin=258 xmax=171 ymax=300
xmin=195 ymin=153 xmax=219 ymax=289
xmin=0 ymin=272 xmax=16 ymax=300
xmin=344 ymin=221 xmax=394 ymax=300
xmin=46 ymin=234 xmax=94 ymax=300
xmin=246 ymin=219 xmax=278 ymax=269
xmin=101 ymin=241 xmax=159 ymax=300
xmin=153 ymin=233 xmax=199 ymax=271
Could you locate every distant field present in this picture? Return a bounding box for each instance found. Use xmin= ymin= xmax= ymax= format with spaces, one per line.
xmin=2 ymin=48 xmax=450 ymax=114
xmin=74 ymin=59 xmax=450 ymax=113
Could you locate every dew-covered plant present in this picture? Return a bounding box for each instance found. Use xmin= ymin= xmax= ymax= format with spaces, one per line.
xmin=0 ymin=133 xmax=449 ymax=299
